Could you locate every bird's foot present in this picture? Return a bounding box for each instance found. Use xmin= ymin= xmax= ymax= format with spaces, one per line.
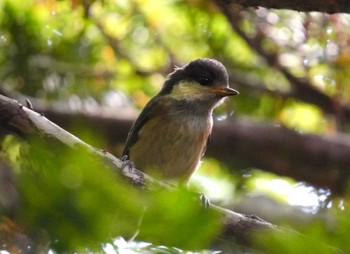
xmin=121 ymin=155 xmax=134 ymax=174
xmin=121 ymin=155 xmax=146 ymax=187
xmin=198 ymin=192 xmax=211 ymax=209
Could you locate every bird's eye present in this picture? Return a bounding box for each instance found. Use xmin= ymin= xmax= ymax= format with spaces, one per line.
xmin=199 ymin=76 xmax=212 ymax=86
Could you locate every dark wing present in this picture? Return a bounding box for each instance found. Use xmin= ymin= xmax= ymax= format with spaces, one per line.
xmin=122 ymin=97 xmax=161 ymax=157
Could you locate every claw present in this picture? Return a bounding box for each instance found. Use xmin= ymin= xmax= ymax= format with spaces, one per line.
xmin=198 ymin=192 xmax=211 ymax=209
xmin=121 ymin=155 xmax=134 ymax=174
xmin=121 ymin=155 xmax=129 ymax=162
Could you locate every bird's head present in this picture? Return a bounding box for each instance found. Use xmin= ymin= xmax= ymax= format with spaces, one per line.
xmin=158 ymin=58 xmax=239 ymax=108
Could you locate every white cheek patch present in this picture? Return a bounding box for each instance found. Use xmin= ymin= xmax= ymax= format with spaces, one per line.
xmin=170 ymin=81 xmax=210 ymax=100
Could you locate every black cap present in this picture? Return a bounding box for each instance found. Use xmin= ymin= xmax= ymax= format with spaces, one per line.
xmin=160 ymin=58 xmax=236 ymax=95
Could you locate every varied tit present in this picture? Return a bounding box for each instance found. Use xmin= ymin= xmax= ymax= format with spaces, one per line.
xmin=122 ymin=58 xmax=239 ymax=184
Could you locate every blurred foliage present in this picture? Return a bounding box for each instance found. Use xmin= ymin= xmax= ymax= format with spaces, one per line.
xmin=1 ymin=0 xmax=349 ymax=130
xmin=254 ymin=207 xmax=350 ymax=254
xmin=1 ymin=0 xmax=350 ymax=253
xmin=1 ymin=136 xmax=220 ymax=252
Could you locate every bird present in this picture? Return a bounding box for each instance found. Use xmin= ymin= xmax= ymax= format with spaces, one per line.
xmin=122 ymin=58 xmax=239 ymax=185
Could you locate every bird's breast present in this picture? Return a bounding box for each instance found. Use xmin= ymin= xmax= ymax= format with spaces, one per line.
xmin=128 ymin=111 xmax=213 ymax=183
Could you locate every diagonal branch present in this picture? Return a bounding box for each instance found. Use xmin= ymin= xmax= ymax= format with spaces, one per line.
xmin=20 ymin=96 xmax=350 ymax=194
xmin=0 ymin=94 xmax=276 ymax=244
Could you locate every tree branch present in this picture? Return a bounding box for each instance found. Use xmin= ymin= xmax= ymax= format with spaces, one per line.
xmin=0 ymin=94 xmax=276 ymax=244
xmin=210 ymin=119 xmax=350 ymax=194
xmin=20 ymin=96 xmax=350 ymax=194
xmin=221 ymin=0 xmax=350 ymax=14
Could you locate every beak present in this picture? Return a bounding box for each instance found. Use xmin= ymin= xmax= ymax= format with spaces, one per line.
xmin=211 ymin=87 xmax=239 ymax=96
